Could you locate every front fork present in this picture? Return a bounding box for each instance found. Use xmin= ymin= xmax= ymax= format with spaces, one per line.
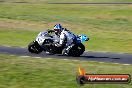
xmin=33 ymin=41 xmax=44 ymax=50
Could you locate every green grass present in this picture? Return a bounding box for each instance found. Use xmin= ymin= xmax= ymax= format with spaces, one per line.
xmin=0 ymin=0 xmax=132 ymax=88
xmin=0 ymin=2 xmax=132 ymax=53
xmin=0 ymin=28 xmax=132 ymax=53
xmin=0 ymin=1 xmax=132 ymax=88
xmin=0 ymin=29 xmax=38 ymax=47
xmin=0 ymin=54 xmax=132 ymax=88
xmin=1 ymin=0 xmax=132 ymax=3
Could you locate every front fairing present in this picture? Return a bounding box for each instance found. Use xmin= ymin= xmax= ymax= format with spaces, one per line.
xmin=36 ymin=31 xmax=59 ymax=45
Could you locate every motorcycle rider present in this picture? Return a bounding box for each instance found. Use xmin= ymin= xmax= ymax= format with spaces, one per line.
xmin=53 ymin=24 xmax=76 ymax=55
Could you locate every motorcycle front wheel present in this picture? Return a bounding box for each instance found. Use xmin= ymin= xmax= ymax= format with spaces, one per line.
xmin=28 ymin=41 xmax=43 ymax=54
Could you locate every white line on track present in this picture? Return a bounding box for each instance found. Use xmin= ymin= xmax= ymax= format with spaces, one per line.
xmin=63 ymin=59 xmax=69 ymax=60
xmin=113 ymin=63 xmax=120 ymax=64
xmin=45 ymin=58 xmax=53 ymax=60
xmin=20 ymin=56 xmax=31 ymax=58
xmin=10 ymin=55 xmax=15 ymax=56
xmin=3 ymin=45 xmax=25 ymax=49
xmin=122 ymin=64 xmax=131 ymax=66
xmin=98 ymin=62 xmax=105 ymax=63
xmin=72 ymin=60 xmax=79 ymax=61
xmin=34 ymin=57 xmax=42 ymax=58
xmin=3 ymin=45 xmax=12 ymax=47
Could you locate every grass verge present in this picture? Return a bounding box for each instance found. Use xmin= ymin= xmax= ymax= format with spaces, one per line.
xmin=0 ymin=28 xmax=132 ymax=53
xmin=0 ymin=2 xmax=132 ymax=53
xmin=0 ymin=54 xmax=132 ymax=88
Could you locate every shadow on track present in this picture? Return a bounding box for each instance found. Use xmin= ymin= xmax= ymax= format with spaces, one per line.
xmin=80 ymin=55 xmax=120 ymax=59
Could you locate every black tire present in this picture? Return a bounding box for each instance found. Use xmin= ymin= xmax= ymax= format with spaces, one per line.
xmin=42 ymin=39 xmax=56 ymax=54
xmin=68 ymin=43 xmax=85 ymax=57
xmin=28 ymin=41 xmax=43 ymax=54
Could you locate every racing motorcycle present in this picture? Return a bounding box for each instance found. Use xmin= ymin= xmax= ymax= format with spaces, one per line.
xmin=28 ymin=30 xmax=89 ymax=57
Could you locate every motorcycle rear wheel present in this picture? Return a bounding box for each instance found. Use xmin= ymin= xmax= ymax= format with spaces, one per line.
xmin=67 ymin=43 xmax=85 ymax=57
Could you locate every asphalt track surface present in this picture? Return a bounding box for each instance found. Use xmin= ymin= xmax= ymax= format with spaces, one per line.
xmin=0 ymin=46 xmax=132 ymax=64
